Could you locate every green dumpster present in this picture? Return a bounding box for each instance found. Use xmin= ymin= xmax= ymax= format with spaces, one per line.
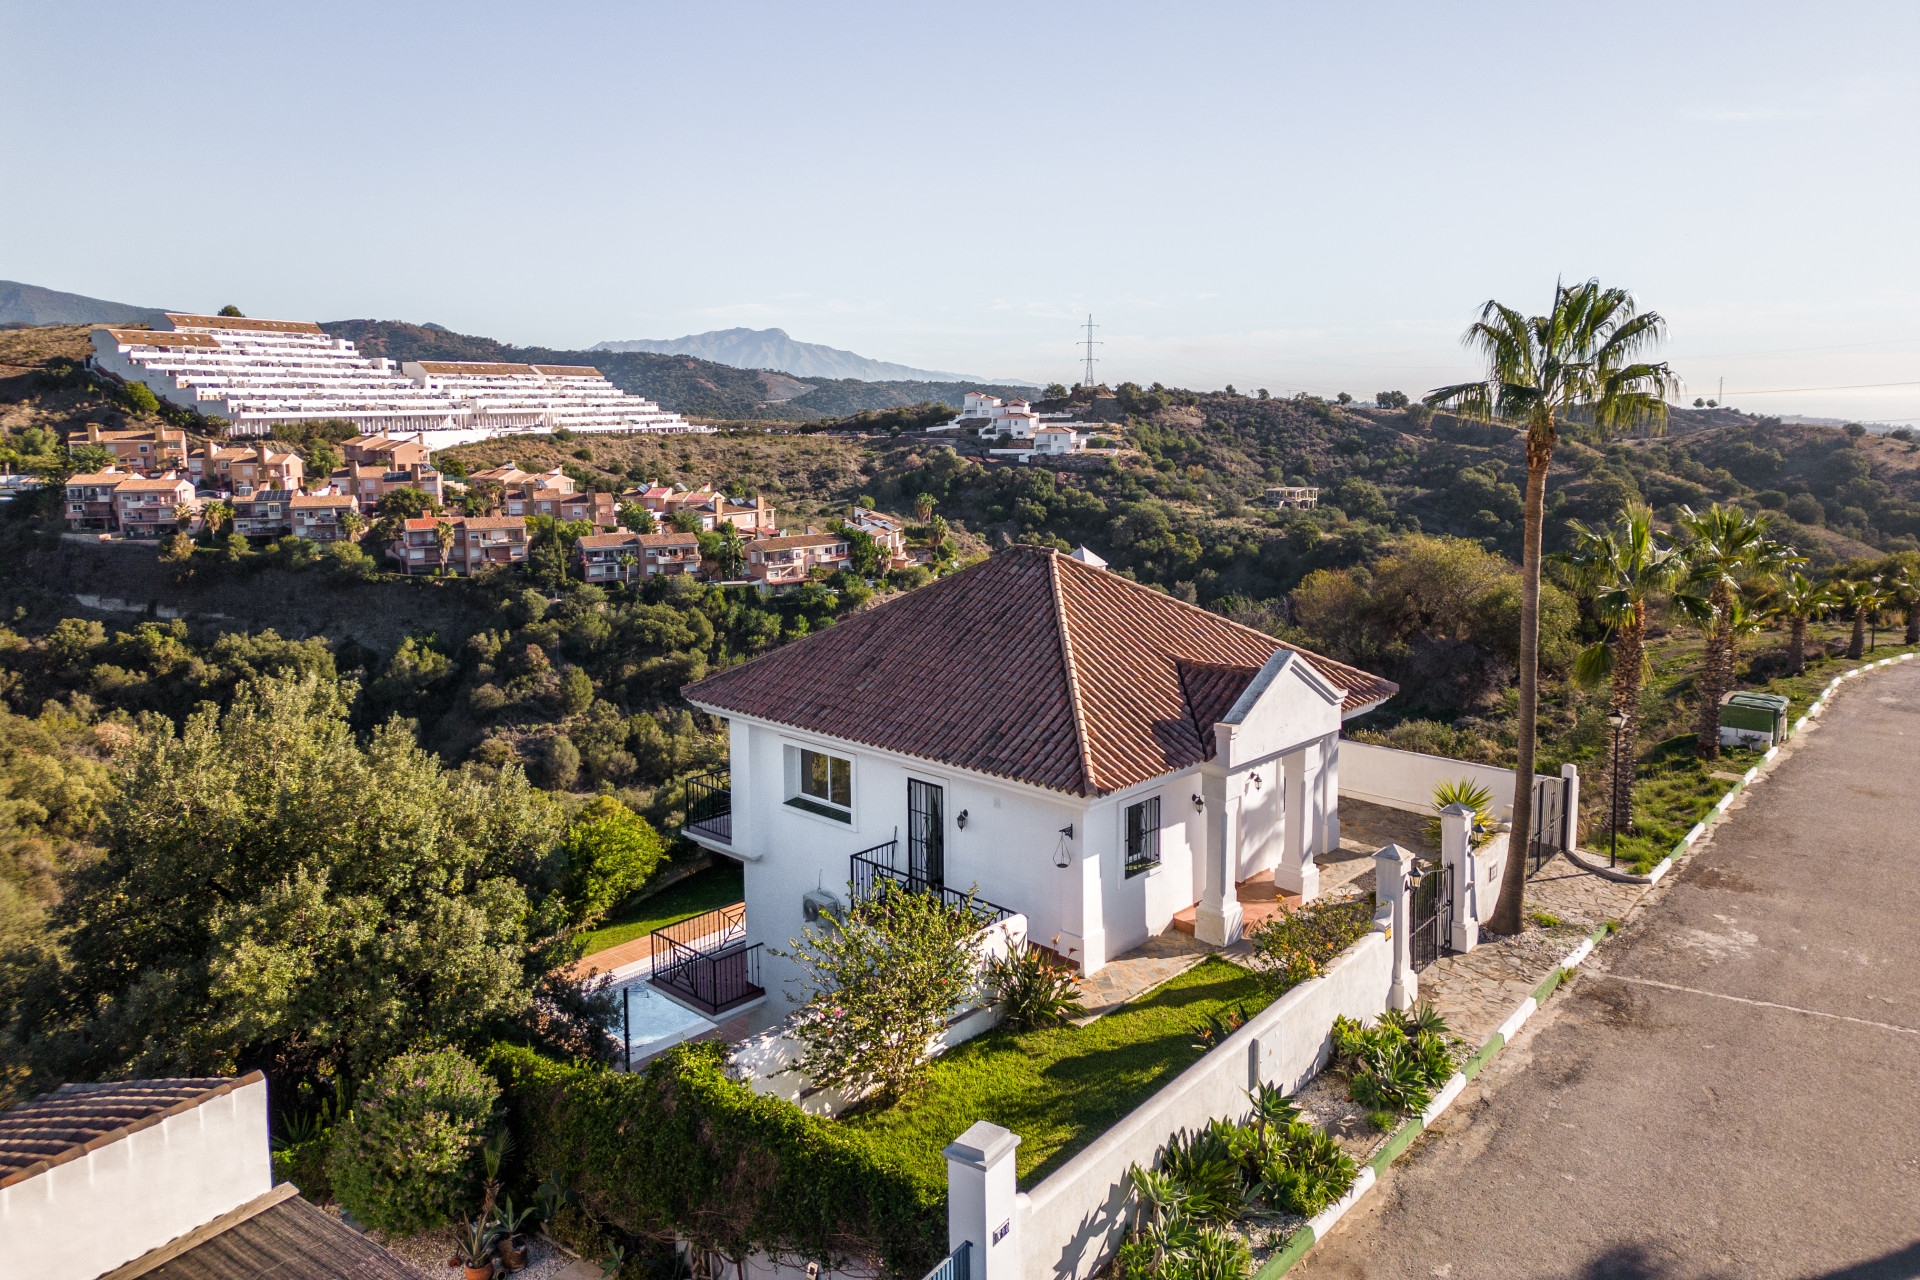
xmin=1719 ymin=691 xmax=1789 ymax=749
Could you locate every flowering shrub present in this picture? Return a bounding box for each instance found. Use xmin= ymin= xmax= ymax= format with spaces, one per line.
xmin=1243 ymin=895 xmax=1375 ymax=997
xmin=327 ymin=1047 xmax=501 ymax=1235
xmin=775 ymin=879 xmax=985 ymax=1104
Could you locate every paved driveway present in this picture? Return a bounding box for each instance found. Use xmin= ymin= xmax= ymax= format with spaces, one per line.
xmin=1298 ymin=661 xmax=1920 ymax=1280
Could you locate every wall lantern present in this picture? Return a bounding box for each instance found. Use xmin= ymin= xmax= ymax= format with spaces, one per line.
xmin=956 ymin=809 xmax=969 ymax=830
xmin=1192 ymin=793 xmax=1206 ymax=811
xmin=1052 ymin=824 xmax=1074 ymax=868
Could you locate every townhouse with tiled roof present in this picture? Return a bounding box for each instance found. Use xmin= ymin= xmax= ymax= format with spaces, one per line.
xmin=679 ymin=544 xmax=1397 ymax=989
xmin=577 ymin=529 xmax=704 ymax=584
xmin=388 ymin=514 xmax=527 ymax=575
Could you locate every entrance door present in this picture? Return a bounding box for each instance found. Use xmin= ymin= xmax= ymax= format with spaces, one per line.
xmin=907 ymin=779 xmax=945 ymax=890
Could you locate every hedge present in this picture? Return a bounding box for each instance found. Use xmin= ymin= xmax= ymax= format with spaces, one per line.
xmin=482 ymin=1041 xmax=945 ymax=1276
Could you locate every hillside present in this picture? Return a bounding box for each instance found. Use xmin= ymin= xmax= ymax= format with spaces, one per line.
xmin=593 ymin=326 xmax=1013 ymax=385
xmin=0 ymin=280 xmax=171 ymax=328
xmin=322 ymin=319 xmax=1037 ymax=421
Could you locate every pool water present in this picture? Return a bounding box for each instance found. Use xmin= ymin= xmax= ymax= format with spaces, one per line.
xmin=608 ymin=974 xmax=716 ymax=1058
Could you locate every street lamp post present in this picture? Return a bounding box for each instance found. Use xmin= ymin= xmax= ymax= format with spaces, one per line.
xmin=1606 ymin=709 xmax=1629 ymax=868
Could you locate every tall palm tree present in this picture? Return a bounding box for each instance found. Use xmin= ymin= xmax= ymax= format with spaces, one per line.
xmin=1424 ymin=281 xmax=1676 ymax=934
xmin=1675 ymin=504 xmax=1800 ymax=757
xmin=1767 ymin=571 xmax=1835 ymax=677
xmin=1560 ymin=504 xmax=1682 ymax=843
xmin=1831 ymin=577 xmax=1889 ymax=659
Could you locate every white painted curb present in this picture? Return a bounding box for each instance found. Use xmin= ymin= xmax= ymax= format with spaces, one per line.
xmin=1306 ymin=1165 xmax=1376 ymax=1238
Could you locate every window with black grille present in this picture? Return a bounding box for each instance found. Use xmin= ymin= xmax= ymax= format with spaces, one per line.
xmin=1124 ymin=796 xmax=1161 ymax=878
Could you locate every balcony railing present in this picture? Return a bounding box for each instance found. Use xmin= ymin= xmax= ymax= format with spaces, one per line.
xmin=683 ymin=769 xmax=731 ymax=845
xmin=849 ymin=840 xmax=1014 ymax=927
xmin=648 ymin=902 xmax=763 ymax=1015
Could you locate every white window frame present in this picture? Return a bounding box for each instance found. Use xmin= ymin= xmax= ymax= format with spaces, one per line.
xmin=782 ymin=740 xmax=856 ymax=826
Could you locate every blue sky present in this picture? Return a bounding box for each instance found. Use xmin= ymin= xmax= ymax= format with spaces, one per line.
xmin=5 ymin=2 xmax=1918 ymax=419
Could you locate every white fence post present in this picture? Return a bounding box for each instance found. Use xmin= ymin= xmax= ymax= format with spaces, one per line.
xmin=1560 ymin=762 xmax=1580 ymax=852
xmin=1439 ymin=804 xmax=1478 ymax=954
xmin=945 ymin=1120 xmax=1022 ymax=1280
xmin=1374 ymin=843 xmax=1417 ymax=1010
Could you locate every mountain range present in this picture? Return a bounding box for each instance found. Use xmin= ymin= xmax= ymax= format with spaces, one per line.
xmin=593 ymin=326 xmax=1035 ymax=387
xmin=0 ymin=280 xmax=171 ymax=328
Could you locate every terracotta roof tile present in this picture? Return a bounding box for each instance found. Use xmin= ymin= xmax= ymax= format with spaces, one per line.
xmin=683 ymin=545 xmax=1397 ymax=797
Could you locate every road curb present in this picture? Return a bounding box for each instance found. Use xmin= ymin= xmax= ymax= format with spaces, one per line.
xmin=1260 ymin=924 xmax=1609 ymax=1278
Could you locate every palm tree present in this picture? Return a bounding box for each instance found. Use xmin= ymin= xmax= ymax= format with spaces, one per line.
xmin=1674 ymin=504 xmax=1800 ymax=758
xmin=433 ymin=519 xmax=456 ymax=576
xmin=202 ymin=499 xmax=233 ymax=540
xmin=1767 ymin=572 xmax=1835 ymax=677
xmin=914 ymin=493 xmax=936 ymax=524
xmin=1883 ymin=567 xmax=1919 ymax=646
xmin=1560 ymin=504 xmax=1682 ymax=843
xmin=340 ymin=510 xmax=367 ymax=543
xmin=1831 ymin=578 xmax=1889 ymax=659
xmin=1424 ymin=280 xmax=1676 ymax=934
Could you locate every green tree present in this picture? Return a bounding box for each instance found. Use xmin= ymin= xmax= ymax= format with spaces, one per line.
xmin=433 ymin=519 xmax=456 ymax=574
xmin=668 ymin=508 xmax=705 ymax=535
xmin=1766 ymin=572 xmax=1835 ymax=677
xmin=201 ymin=500 xmax=234 ymax=540
xmin=1831 ymin=577 xmax=1889 ymax=660
xmin=1424 ymin=280 xmax=1676 ymax=934
xmin=775 ymin=879 xmax=985 ymax=1104
xmin=1888 ymin=567 xmax=1920 ymax=645
xmin=913 ymin=493 xmax=935 ymax=523
xmin=617 ymin=501 xmax=656 ymax=534
xmin=542 ymin=735 xmax=582 ymax=791
xmin=558 ymin=796 xmax=667 ymax=926
xmin=371 ymin=487 xmax=438 ymax=546
xmin=1674 ymin=505 xmax=1799 ymax=756
xmin=217 ymin=305 xmax=246 ymax=317
xmin=120 ymin=382 xmax=161 ymax=415
xmin=301 ymin=438 xmax=340 ymax=477
xmin=327 ymin=1046 xmax=500 ymax=1235
xmin=21 ymin=673 xmax=594 ymax=1088
xmin=1559 ymin=505 xmax=1683 ymax=840
xmin=696 ymin=522 xmax=745 ymax=579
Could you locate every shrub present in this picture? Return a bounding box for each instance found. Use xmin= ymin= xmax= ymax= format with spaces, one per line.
xmin=484 ymin=1041 xmax=943 ymax=1274
xmin=560 ymin=796 xmax=667 ymax=925
xmin=1330 ymin=1008 xmax=1460 ymax=1116
xmin=1423 ymin=776 xmax=1495 ymax=850
xmin=987 ymin=942 xmax=1086 ymax=1030
xmin=1242 ymin=895 xmax=1374 ymax=997
xmin=328 ymin=1047 xmax=502 ymax=1235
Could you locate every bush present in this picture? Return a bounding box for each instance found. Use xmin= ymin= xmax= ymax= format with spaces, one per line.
xmin=1330 ymin=1007 xmax=1460 ymax=1116
xmin=560 ymin=796 xmax=667 ymax=925
xmin=987 ymin=942 xmax=1086 ymax=1030
xmin=328 ymin=1047 xmax=502 ymax=1235
xmin=484 ymin=1041 xmax=943 ymax=1275
xmin=1242 ymin=895 xmax=1374 ymax=997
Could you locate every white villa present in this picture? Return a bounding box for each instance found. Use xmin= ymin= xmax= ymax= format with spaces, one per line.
xmin=679 ymin=545 xmax=1396 ymax=995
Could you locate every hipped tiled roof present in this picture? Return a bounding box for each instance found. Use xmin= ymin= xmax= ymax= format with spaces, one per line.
xmin=683 ymin=545 xmax=1396 ymax=797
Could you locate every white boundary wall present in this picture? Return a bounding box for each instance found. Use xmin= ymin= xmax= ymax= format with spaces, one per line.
xmin=1340 ymin=739 xmax=1563 ymax=830
xmin=1015 ymin=929 xmax=1392 ymax=1280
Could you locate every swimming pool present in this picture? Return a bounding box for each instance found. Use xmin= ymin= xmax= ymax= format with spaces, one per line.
xmin=606 ymin=973 xmax=717 ymax=1059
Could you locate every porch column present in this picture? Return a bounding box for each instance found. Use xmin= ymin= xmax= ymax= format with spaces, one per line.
xmin=1275 ymin=747 xmax=1319 ymax=901
xmin=1195 ymin=769 xmax=1242 ymax=946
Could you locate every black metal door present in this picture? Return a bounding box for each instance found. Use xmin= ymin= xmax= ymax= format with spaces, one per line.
xmin=907 ymin=779 xmax=944 ymax=889
xmin=1529 ymin=776 xmax=1566 ymax=876
xmin=1409 ymin=863 xmax=1452 ymax=971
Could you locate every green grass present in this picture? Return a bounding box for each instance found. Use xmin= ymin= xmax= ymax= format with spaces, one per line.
xmin=575 ymin=860 xmax=745 ymax=956
xmin=840 ymin=956 xmax=1273 ymax=1191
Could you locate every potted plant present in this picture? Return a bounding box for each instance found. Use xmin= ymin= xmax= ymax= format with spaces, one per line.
xmin=493 ymin=1197 xmax=537 ymax=1272
xmin=451 ymin=1214 xmax=500 ymax=1280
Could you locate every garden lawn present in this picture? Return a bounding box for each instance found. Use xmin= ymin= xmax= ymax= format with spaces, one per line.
xmin=576 ymin=860 xmax=744 ymax=956
xmin=840 ymin=956 xmax=1273 ymax=1192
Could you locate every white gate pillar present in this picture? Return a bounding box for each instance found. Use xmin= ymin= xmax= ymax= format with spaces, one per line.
xmin=1560 ymin=762 xmax=1580 ymax=852
xmin=1439 ymin=803 xmax=1478 ymax=954
xmin=1374 ymin=843 xmax=1417 ymax=1010
xmin=944 ymin=1121 xmax=1022 ymax=1280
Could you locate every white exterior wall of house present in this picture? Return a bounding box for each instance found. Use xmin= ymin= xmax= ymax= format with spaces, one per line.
xmin=4 ymin=1076 xmax=272 ymax=1280
xmin=701 ymin=647 xmax=1352 ymax=984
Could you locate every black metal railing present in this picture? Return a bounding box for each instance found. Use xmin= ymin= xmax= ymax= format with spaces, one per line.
xmin=648 ymin=903 xmax=763 ymax=1015
xmin=920 ymin=1241 xmax=972 ymax=1280
xmin=683 ymin=769 xmax=731 ymax=845
xmin=849 ymin=840 xmax=1014 ymax=927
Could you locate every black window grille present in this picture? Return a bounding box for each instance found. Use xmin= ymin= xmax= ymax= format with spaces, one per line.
xmin=1124 ymin=796 xmax=1161 ymax=878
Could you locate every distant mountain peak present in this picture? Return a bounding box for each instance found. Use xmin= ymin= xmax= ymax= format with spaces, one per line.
xmin=0 ymin=280 xmax=172 ymax=328
xmin=592 ymin=326 xmax=1035 ymax=387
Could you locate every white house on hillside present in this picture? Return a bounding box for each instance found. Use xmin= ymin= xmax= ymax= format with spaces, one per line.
xmin=680 ymin=546 xmax=1396 ymax=990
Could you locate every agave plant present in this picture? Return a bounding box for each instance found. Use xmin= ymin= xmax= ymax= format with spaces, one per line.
xmin=1422 ymin=777 xmax=1495 ymax=851
xmin=1160 ymin=1126 xmax=1247 ymax=1224
xmin=988 ymin=942 xmax=1087 ymax=1031
xmin=1257 ymin=1122 xmax=1359 ymax=1217
xmin=1245 ymin=1082 xmax=1301 ymax=1148
xmin=1377 ymin=1002 xmax=1452 ymax=1040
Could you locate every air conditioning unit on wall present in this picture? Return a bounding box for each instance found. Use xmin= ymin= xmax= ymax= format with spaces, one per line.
xmin=802 ymin=888 xmax=843 ymax=923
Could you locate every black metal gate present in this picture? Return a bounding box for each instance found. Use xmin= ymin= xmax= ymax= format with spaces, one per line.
xmin=1529 ymin=775 xmax=1568 ymax=876
xmin=907 ymin=779 xmax=944 ymax=889
xmin=1409 ymin=863 xmax=1453 ymax=971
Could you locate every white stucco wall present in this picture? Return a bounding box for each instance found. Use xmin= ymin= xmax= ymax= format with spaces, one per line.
xmin=1340 ymin=739 xmax=1563 ymax=833
xmin=1016 ymin=931 xmax=1393 ymax=1280
xmin=3 ymin=1075 xmax=273 ymax=1280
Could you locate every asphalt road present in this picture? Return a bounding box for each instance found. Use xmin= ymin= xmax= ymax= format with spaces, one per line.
xmin=1298 ymin=660 xmax=1920 ymax=1280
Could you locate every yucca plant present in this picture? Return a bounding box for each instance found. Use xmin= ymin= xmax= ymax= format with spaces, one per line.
xmin=1423 ymin=777 xmax=1495 ymax=850
xmin=988 ymin=942 xmax=1087 ymax=1030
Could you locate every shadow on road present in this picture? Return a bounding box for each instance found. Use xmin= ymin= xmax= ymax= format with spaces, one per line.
xmin=1565 ymin=1240 xmax=1920 ymax=1280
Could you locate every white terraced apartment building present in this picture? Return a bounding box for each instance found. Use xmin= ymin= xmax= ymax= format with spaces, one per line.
xmin=89 ymin=313 xmax=711 ymax=445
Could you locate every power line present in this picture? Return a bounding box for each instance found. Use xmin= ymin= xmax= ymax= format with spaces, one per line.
xmin=1720 ymin=378 xmax=1920 ymax=395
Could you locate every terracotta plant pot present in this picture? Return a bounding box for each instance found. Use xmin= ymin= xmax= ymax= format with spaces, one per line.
xmin=463 ymin=1264 xmax=494 ymax=1280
